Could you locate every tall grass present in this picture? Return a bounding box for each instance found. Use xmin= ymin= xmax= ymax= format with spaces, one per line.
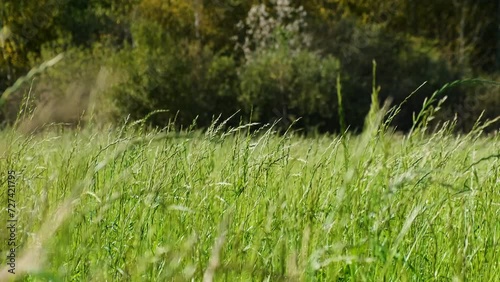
xmin=0 ymin=79 xmax=499 ymax=281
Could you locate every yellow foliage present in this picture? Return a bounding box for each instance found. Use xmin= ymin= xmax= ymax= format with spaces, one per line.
xmin=138 ymin=0 xmax=195 ymax=30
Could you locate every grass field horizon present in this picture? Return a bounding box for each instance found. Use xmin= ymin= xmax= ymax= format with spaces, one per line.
xmin=0 ymin=103 xmax=499 ymax=281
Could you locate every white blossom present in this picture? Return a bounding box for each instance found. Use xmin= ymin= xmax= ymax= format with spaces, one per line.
xmin=235 ymin=1 xmax=310 ymax=61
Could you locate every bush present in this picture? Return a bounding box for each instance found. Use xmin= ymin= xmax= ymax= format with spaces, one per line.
xmin=107 ymin=20 xmax=240 ymax=129
xmin=239 ymin=42 xmax=340 ymax=131
xmin=314 ymin=18 xmax=462 ymax=131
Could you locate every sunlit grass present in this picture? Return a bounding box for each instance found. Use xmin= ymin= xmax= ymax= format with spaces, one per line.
xmin=0 ymin=116 xmax=499 ymax=281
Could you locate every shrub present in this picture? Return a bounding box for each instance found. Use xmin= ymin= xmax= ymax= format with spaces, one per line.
xmin=314 ymin=18 xmax=462 ymax=131
xmin=239 ymin=42 xmax=340 ymax=131
xmin=107 ymin=20 xmax=240 ymax=129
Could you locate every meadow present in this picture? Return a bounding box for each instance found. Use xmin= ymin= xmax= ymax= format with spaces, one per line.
xmin=1 ymin=1 xmax=500 ymax=280
xmin=0 ymin=107 xmax=499 ymax=281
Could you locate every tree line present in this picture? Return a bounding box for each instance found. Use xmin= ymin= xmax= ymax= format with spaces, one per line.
xmin=1 ymin=0 xmax=499 ymax=132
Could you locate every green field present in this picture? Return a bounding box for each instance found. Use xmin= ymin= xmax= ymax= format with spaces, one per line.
xmin=0 ymin=114 xmax=499 ymax=281
xmin=1 ymin=1 xmax=500 ymax=280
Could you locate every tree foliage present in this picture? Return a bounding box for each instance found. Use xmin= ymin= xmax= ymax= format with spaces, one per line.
xmin=1 ymin=0 xmax=499 ymax=132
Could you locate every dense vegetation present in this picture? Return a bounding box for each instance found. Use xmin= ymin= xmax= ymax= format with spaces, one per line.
xmin=1 ymin=0 xmax=499 ymax=132
xmin=1 ymin=100 xmax=499 ymax=280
